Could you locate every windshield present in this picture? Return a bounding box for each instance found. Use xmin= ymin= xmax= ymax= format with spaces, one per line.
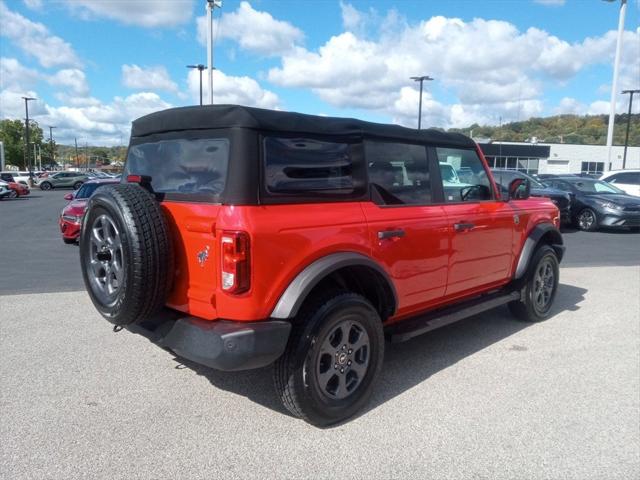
xmin=126 ymin=137 xmax=229 ymax=201
xmin=567 ymin=179 xmax=624 ymax=194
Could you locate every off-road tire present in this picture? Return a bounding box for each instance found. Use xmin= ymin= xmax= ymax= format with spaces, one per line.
xmin=40 ymin=181 xmax=52 ymax=191
xmin=509 ymin=245 xmax=559 ymax=322
xmin=80 ymin=183 xmax=173 ymax=326
xmin=273 ymin=291 xmax=384 ymax=427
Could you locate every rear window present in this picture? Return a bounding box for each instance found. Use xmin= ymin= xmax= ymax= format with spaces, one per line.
xmin=264 ymin=137 xmax=354 ymax=194
xmin=125 ymin=138 xmax=229 ymax=201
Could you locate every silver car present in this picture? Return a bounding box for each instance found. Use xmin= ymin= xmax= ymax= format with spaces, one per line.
xmin=38 ymin=172 xmax=89 ymax=190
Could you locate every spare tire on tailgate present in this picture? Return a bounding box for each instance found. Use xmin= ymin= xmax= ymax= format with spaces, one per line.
xmin=80 ymin=183 xmax=173 ymax=326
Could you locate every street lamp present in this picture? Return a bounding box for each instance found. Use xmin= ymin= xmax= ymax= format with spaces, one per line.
xmin=187 ymin=64 xmax=206 ymax=105
xmin=603 ymin=0 xmax=627 ymax=171
xmin=621 ymin=89 xmax=639 ymax=169
xmin=410 ymin=76 xmax=433 ymax=130
xmin=206 ymin=0 xmax=223 ymax=105
xmin=48 ymin=126 xmax=57 ymax=167
xmin=22 ymin=96 xmax=36 ymax=172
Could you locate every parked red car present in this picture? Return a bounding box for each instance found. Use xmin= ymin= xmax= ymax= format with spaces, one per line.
xmin=0 ymin=181 xmax=30 ymax=198
xmin=59 ymin=178 xmax=119 ymax=244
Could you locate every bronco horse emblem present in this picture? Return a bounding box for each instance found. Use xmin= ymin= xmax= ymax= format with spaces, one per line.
xmin=197 ymin=246 xmax=210 ymax=267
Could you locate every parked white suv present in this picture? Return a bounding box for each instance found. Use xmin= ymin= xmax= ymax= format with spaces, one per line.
xmin=0 ymin=171 xmax=32 ymax=186
xmin=600 ymin=170 xmax=640 ymax=197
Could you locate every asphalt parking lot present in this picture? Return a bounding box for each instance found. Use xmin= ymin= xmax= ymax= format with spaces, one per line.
xmin=1 ymin=190 xmax=639 ymax=479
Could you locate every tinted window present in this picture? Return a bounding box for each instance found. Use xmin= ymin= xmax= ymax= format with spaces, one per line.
xmin=125 ymin=137 xmax=229 ymax=200
xmin=365 ymin=141 xmax=430 ymax=205
xmin=436 ymin=148 xmax=492 ymax=202
xmin=264 ymin=137 xmax=353 ymax=194
xmin=75 ymin=183 xmax=110 ymax=199
xmin=609 ymin=172 xmax=640 ymax=185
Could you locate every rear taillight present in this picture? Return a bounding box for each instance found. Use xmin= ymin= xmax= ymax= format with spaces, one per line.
xmin=220 ymin=231 xmax=250 ymax=294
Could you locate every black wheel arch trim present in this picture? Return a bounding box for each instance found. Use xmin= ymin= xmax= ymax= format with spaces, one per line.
xmin=514 ymin=223 xmax=564 ymax=279
xmin=270 ymin=252 xmax=398 ymax=319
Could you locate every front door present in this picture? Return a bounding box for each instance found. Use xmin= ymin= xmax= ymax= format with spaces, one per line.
xmin=361 ymin=141 xmax=449 ymax=320
xmin=434 ymin=146 xmax=514 ymax=297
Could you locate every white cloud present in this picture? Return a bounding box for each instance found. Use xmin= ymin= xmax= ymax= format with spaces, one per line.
xmin=187 ymin=69 xmax=280 ymax=109
xmin=48 ymin=69 xmax=90 ymax=97
xmin=533 ymin=0 xmax=565 ymax=6
xmin=22 ymin=0 xmax=42 ymax=9
xmin=268 ymin=7 xmax=640 ymax=128
xmin=0 ymin=2 xmax=81 ymax=68
xmin=122 ymin=64 xmax=179 ymax=94
xmin=0 ymin=57 xmax=40 ymax=90
xmin=62 ymin=0 xmax=194 ymax=28
xmin=0 ymin=87 xmax=172 ymax=145
xmin=197 ymin=1 xmax=303 ymax=56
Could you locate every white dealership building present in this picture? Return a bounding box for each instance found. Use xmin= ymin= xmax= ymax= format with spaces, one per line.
xmin=478 ymin=141 xmax=640 ymax=176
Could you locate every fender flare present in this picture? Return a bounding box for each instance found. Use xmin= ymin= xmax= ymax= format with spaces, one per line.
xmin=514 ymin=223 xmax=564 ymax=279
xmin=270 ymin=252 xmax=397 ymax=319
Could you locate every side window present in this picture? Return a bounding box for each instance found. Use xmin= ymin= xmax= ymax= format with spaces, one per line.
xmin=264 ymin=137 xmax=354 ymax=194
xmin=364 ymin=141 xmax=430 ymax=205
xmin=552 ymin=181 xmax=571 ymax=192
xmin=436 ymin=147 xmax=492 ymax=202
xmin=610 ymin=172 xmax=640 ymax=185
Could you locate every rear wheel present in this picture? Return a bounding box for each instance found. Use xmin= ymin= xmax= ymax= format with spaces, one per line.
xmin=8 ymin=190 xmax=18 ymax=199
xmin=509 ymin=245 xmax=559 ymax=322
xmin=40 ymin=181 xmax=52 ymax=191
xmin=73 ymin=181 xmax=83 ymax=190
xmin=576 ymin=208 xmax=598 ymax=231
xmin=273 ymin=291 xmax=384 ymax=427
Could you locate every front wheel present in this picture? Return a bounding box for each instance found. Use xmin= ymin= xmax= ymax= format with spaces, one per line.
xmin=273 ymin=292 xmax=384 ymax=427
xmin=509 ymin=245 xmax=559 ymax=322
xmin=8 ymin=190 xmax=18 ymax=199
xmin=576 ymin=208 xmax=598 ymax=231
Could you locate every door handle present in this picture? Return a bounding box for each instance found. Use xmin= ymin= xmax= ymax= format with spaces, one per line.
xmin=378 ymin=229 xmax=405 ymax=240
xmin=454 ymin=222 xmax=475 ymax=232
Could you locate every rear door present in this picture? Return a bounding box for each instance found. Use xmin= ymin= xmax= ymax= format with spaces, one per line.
xmin=434 ymin=146 xmax=514 ymax=297
xmin=606 ymin=172 xmax=640 ymax=197
xmin=361 ymin=141 xmax=449 ymax=319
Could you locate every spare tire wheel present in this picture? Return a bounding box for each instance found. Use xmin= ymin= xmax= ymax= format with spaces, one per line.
xmin=80 ymin=183 xmax=173 ymax=326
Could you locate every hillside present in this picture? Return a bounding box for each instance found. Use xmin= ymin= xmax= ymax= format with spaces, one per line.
xmin=448 ymin=113 xmax=640 ymax=146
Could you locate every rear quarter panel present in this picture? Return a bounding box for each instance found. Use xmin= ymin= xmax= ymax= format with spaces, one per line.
xmin=215 ymin=203 xmax=370 ymax=321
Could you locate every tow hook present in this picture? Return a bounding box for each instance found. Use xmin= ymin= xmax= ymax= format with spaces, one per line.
xmin=113 ymin=325 xmax=124 ymax=333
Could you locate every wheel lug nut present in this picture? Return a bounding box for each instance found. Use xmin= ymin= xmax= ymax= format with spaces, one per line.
xmin=348 ymin=361 xmax=352 ymax=365
xmin=342 ymin=345 xmax=346 ymax=350
xmin=348 ymin=349 xmax=352 ymax=354
xmin=340 ymin=368 xmax=344 ymax=373
xmin=334 ymin=364 xmax=338 ymax=369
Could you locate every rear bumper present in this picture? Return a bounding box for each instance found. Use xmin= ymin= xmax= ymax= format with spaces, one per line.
xmin=127 ymin=311 xmax=292 ymax=371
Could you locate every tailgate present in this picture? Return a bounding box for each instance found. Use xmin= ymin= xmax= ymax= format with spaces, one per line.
xmin=161 ymin=202 xmax=221 ymax=320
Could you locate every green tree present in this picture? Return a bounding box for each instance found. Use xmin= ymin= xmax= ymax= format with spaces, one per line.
xmin=0 ymin=118 xmax=45 ymax=169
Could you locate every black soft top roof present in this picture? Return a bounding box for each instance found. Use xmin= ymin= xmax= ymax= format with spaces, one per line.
xmin=131 ymin=104 xmax=475 ymax=148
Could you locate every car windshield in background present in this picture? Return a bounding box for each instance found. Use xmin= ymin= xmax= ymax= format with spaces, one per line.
xmin=75 ymin=183 xmax=104 ymax=199
xmin=125 ymin=137 xmax=229 ymax=200
xmin=566 ymin=179 xmax=624 ymax=194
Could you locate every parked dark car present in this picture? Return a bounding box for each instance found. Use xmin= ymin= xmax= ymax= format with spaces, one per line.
xmin=492 ymin=169 xmax=571 ymax=223
xmin=541 ymin=176 xmax=640 ymax=231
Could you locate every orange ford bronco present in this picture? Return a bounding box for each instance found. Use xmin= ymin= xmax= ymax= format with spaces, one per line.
xmin=80 ymin=105 xmax=564 ymax=426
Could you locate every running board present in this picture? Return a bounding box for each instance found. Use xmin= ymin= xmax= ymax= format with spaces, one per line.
xmin=385 ymin=290 xmax=521 ymax=343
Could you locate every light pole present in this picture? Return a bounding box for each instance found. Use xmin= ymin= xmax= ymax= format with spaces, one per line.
xmin=22 ymin=96 xmax=36 ymax=172
xmin=48 ymin=126 xmax=56 ymax=168
xmin=206 ymin=0 xmax=222 ymax=105
xmin=603 ymin=0 xmax=627 ymax=171
xmin=74 ymin=138 xmax=79 ymax=171
xmin=410 ymin=75 xmax=433 ymax=130
xmin=621 ymin=89 xmax=639 ymax=169
xmin=187 ymin=64 xmax=206 ymax=105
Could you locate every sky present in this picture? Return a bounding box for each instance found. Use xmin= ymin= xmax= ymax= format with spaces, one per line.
xmin=0 ymin=0 xmax=639 ymax=146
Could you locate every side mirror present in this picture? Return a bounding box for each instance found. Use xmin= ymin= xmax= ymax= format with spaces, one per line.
xmin=64 ymin=193 xmax=74 ymax=201
xmin=508 ymin=178 xmax=530 ymax=200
